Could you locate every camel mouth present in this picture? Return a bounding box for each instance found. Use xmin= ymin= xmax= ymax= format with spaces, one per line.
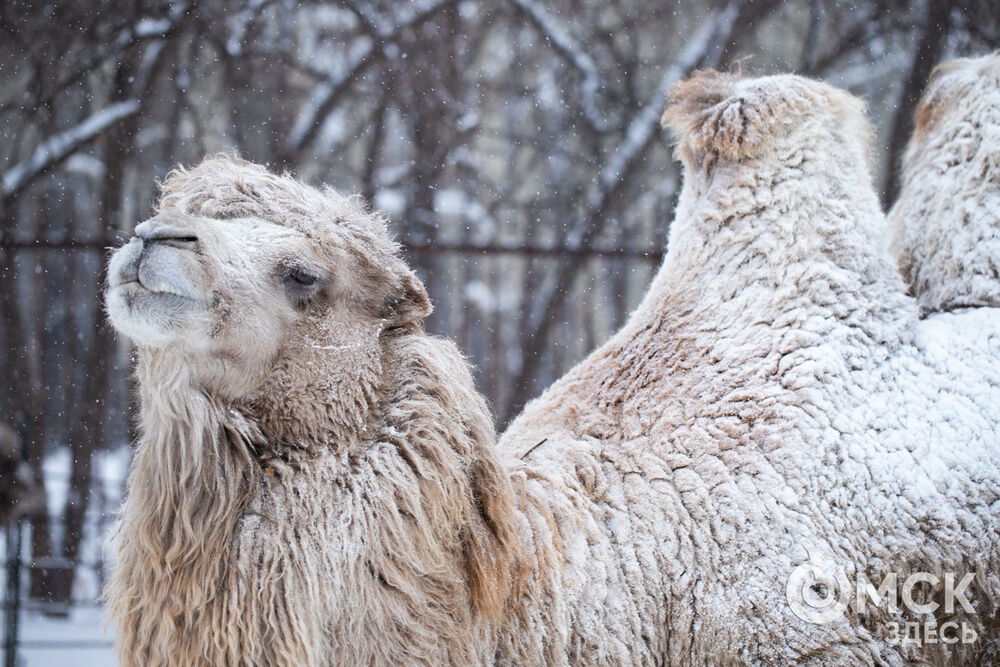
xmin=113 ymin=278 xmax=198 ymax=302
xmin=105 ymin=234 xmax=211 ymax=344
xmin=106 ymin=257 xmax=203 ymax=304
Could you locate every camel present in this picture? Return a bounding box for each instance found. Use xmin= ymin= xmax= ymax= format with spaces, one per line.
xmin=104 ymin=70 xmax=1000 ymax=665
xmin=888 ymin=51 xmax=1000 ymax=315
xmin=104 ymin=157 xmax=519 ymax=665
xmin=498 ymin=71 xmax=1000 ymax=664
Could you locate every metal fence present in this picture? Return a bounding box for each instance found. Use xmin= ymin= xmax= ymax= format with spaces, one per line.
xmin=1 ymin=238 xmax=662 ymax=666
xmin=2 ymin=418 xmax=121 ymax=666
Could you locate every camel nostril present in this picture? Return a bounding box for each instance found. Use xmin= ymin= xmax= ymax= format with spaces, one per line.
xmin=135 ymin=219 xmax=199 ymax=247
xmin=142 ymin=235 xmax=199 ymax=250
xmin=137 ymin=224 xmax=199 ymax=250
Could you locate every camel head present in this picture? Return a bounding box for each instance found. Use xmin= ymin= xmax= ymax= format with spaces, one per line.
xmin=106 ymin=155 xmax=430 ymax=440
xmin=105 ymin=157 xmax=522 ymax=667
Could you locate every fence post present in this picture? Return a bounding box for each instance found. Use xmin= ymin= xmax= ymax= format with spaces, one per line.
xmin=3 ymin=419 xmax=28 ymax=667
xmin=3 ymin=516 xmax=23 ymax=667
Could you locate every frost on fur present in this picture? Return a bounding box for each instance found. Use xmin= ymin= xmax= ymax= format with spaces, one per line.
xmin=661 ymin=69 xmax=871 ymax=169
xmin=889 ymin=52 xmax=1000 ymax=316
xmin=501 ymin=71 xmax=1000 ymax=664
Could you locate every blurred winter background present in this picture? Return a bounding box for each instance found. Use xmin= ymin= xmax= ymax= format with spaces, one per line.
xmin=0 ymin=0 xmax=997 ymax=664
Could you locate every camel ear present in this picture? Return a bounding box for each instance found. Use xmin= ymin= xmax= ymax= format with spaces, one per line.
xmin=383 ymin=271 xmax=432 ymax=326
xmin=662 ymin=70 xmax=800 ymax=163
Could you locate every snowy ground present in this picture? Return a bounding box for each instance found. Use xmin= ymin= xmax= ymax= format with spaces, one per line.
xmin=14 ymin=607 xmax=115 ymax=667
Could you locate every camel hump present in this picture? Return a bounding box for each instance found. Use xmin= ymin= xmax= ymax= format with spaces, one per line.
xmin=661 ymin=70 xmax=870 ymax=166
xmin=657 ymin=71 xmax=885 ymax=270
xmin=648 ymin=71 xmax=913 ymax=339
xmin=890 ymin=52 xmax=1000 ymax=316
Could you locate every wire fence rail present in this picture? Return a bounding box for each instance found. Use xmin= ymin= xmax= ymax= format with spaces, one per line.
xmin=1 ymin=238 xmax=665 ymax=261
xmin=18 ymin=640 xmax=112 ymax=650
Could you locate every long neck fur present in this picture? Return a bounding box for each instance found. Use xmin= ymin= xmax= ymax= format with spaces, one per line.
xmin=108 ymin=331 xmax=533 ymax=666
xmin=106 ymin=351 xmax=263 ymax=665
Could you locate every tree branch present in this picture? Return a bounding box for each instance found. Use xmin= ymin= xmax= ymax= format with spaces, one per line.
xmin=286 ymin=0 xmax=464 ymax=158
xmin=508 ymin=0 xmax=608 ymax=132
xmin=2 ymin=100 xmax=140 ymax=201
xmin=883 ymin=0 xmax=953 ymax=208
xmin=504 ymin=0 xmax=746 ymax=421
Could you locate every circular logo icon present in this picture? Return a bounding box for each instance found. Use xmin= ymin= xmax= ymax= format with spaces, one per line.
xmin=786 ymin=551 xmax=851 ymax=625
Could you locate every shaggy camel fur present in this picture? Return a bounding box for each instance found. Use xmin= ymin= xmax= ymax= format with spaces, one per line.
xmin=105 ymin=71 xmax=1000 ymax=664
xmin=499 ymin=72 xmax=1000 ymax=665
xmin=104 ymin=157 xmax=518 ymax=665
xmin=888 ymin=51 xmax=1000 ymax=316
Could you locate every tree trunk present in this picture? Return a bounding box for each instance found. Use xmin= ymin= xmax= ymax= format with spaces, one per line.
xmin=1 ymin=203 xmax=54 ymax=610
xmin=48 ymin=41 xmax=146 ymax=607
xmin=883 ymin=0 xmax=952 ymax=209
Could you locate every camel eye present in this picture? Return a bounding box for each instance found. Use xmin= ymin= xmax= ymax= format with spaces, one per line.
xmin=282 ymin=267 xmax=321 ymax=306
xmin=291 ymin=269 xmax=316 ymax=286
